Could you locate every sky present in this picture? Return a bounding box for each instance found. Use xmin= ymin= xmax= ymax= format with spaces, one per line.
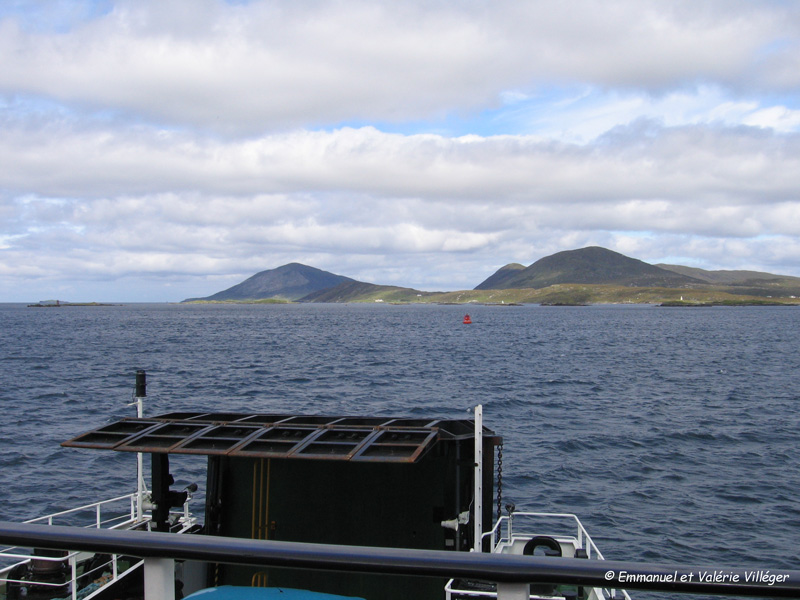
xmin=2 ymin=0 xmax=800 ymax=302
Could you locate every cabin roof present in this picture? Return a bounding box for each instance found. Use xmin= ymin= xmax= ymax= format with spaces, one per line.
xmin=62 ymin=412 xmax=496 ymax=463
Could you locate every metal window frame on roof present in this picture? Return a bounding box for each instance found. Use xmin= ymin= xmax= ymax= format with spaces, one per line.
xmin=61 ymin=413 xmax=484 ymax=464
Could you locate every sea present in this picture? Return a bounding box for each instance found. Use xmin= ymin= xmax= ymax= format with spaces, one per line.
xmin=1 ymin=302 xmax=798 ymax=597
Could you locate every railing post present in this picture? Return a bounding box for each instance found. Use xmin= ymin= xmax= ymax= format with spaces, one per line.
xmin=144 ymin=557 xmax=175 ymax=600
xmin=70 ymin=553 xmax=78 ymax=600
xmin=497 ymin=582 xmax=530 ymax=600
xmin=474 ymin=404 xmax=483 ymax=552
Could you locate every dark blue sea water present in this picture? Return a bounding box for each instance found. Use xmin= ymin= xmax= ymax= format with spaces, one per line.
xmin=1 ymin=302 xmax=799 ymax=595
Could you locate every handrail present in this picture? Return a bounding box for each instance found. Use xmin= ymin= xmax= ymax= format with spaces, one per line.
xmin=23 ymin=493 xmax=138 ymax=529
xmin=0 ymin=521 xmax=798 ymax=598
xmin=486 ymin=513 xmax=604 ymax=560
xmin=1 ymin=495 xmax=196 ymax=600
xmin=476 ymin=512 xmax=630 ymax=600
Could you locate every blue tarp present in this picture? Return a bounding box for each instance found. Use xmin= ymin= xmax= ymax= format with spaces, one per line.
xmin=184 ymin=586 xmax=366 ymax=600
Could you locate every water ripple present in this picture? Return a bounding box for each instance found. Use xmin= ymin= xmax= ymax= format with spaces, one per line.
xmin=0 ymin=302 xmax=798 ymax=574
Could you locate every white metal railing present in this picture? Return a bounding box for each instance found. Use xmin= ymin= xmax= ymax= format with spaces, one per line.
xmin=446 ymin=512 xmax=633 ymax=600
xmin=23 ymin=493 xmax=139 ymax=530
xmin=0 ymin=548 xmax=142 ymax=600
xmin=0 ymin=494 xmax=196 ymax=600
xmin=486 ymin=512 xmax=601 ymax=559
xmin=3 ymin=519 xmax=800 ymax=600
xmin=1 ymin=494 xmax=140 ymax=600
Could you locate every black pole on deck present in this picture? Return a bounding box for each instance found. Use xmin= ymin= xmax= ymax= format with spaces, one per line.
xmin=135 ymin=369 xmax=147 ymax=398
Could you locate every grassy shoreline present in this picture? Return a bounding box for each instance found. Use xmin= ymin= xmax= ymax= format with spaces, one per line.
xmin=179 ymin=283 xmax=800 ymax=306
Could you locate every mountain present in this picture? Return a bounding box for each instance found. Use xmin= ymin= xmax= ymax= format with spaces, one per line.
xmin=657 ymin=264 xmax=800 ymax=285
xmin=300 ymin=281 xmax=426 ymax=303
xmin=475 ymin=247 xmax=702 ymax=290
xmin=184 ymin=263 xmax=355 ymax=302
xmin=474 ymin=263 xmax=526 ymax=290
xmin=183 ymin=248 xmax=800 ymax=305
xmin=656 ymin=264 xmax=800 ymax=297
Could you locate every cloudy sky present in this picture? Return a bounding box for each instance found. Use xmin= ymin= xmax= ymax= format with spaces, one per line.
xmin=2 ymin=0 xmax=800 ymax=301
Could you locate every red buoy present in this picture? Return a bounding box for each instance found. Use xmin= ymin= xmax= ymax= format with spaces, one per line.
xmin=463 ymin=314 xmax=472 ymax=324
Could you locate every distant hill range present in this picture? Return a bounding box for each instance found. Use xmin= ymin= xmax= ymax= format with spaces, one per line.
xmin=301 ymin=281 xmax=427 ymax=303
xmin=474 ymin=246 xmax=699 ymax=289
xmin=655 ymin=264 xmax=794 ymax=284
xmin=183 ymin=263 xmax=355 ymax=302
xmin=184 ymin=247 xmax=800 ymax=303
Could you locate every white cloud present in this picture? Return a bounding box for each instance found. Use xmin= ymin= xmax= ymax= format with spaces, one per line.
xmin=743 ymin=106 xmax=800 ymax=131
xmin=2 ymin=1 xmax=800 ymax=301
xmin=2 ymin=119 xmax=799 ymax=298
xmin=4 ymin=119 xmax=799 ymax=203
xmin=2 ymin=1 xmax=799 ymax=133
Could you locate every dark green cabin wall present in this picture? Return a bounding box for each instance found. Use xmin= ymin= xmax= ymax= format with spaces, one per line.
xmin=207 ymin=438 xmax=496 ymax=600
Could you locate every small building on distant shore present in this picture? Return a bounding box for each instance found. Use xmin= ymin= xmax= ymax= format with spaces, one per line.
xmin=28 ymin=299 xmax=64 ymax=307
